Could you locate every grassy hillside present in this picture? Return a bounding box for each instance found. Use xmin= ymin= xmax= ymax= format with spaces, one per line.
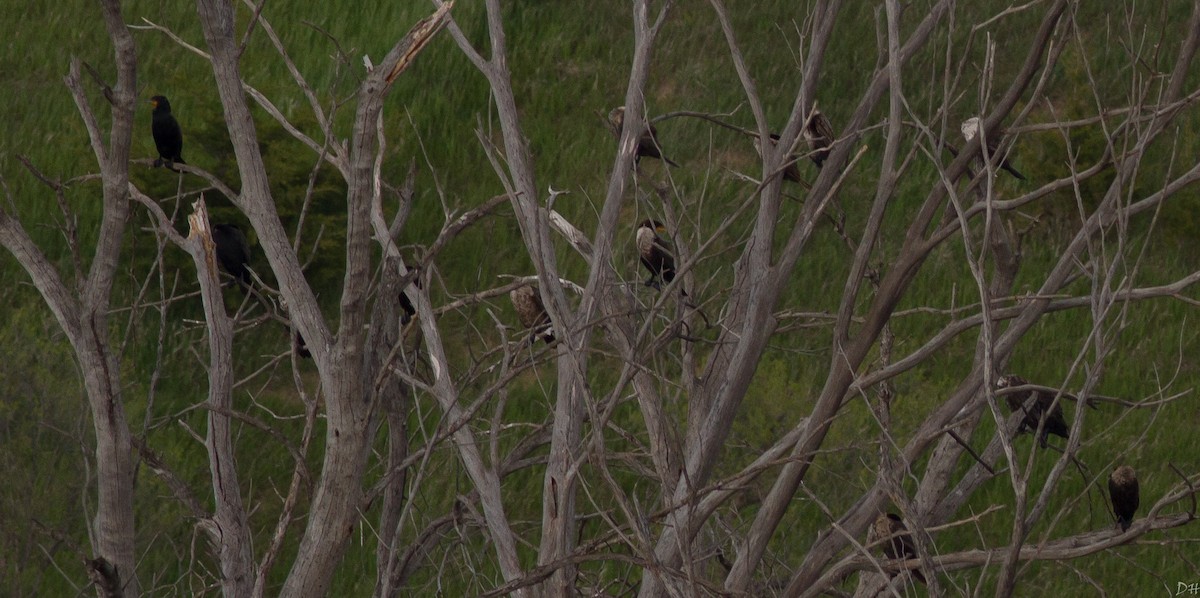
xmin=2 ymin=1 xmax=1199 ymax=595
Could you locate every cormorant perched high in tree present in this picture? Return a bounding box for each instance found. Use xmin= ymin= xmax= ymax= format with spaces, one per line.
xmin=636 ymin=219 xmax=680 ymax=292
xmin=510 ymin=285 xmax=555 ymax=344
xmin=294 ymin=332 xmax=311 ymax=359
xmin=210 ymin=223 xmax=251 ymax=294
xmin=608 ymin=106 xmax=678 ymax=167
xmin=872 ymin=513 xmax=927 ymax=585
xmin=996 ymin=374 xmax=1070 ymax=447
xmin=803 ymin=109 xmax=834 ymax=168
xmin=399 ymin=287 xmax=416 ymax=325
xmin=960 ymin=117 xmax=1026 ymax=180
xmin=150 ymin=95 xmax=185 ymax=172
xmin=1109 ymin=465 xmax=1139 ymax=532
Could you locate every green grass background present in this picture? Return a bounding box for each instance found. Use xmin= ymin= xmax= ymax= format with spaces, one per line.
xmin=2 ymin=1 xmax=1199 ymax=595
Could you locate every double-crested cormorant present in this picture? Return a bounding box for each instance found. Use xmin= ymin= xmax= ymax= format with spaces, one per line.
xmin=1109 ymin=465 xmax=1139 ymax=532
xmin=509 ymin=285 xmax=555 ymax=343
xmin=210 ymin=223 xmax=252 ymax=294
xmin=608 ymin=106 xmax=678 ymax=167
xmin=399 ymin=288 xmax=416 ymax=325
xmin=960 ymin=117 xmax=1025 ymax=180
xmin=150 ymin=95 xmax=185 ymax=172
xmin=294 ymin=332 xmax=311 ymax=359
xmin=872 ymin=513 xmax=927 ymax=584
xmin=803 ymin=110 xmax=834 ymax=168
xmin=636 ymin=219 xmax=679 ymax=292
xmin=996 ymin=374 xmax=1069 ymax=447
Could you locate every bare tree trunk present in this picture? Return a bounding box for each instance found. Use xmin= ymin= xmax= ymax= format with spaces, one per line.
xmin=0 ymin=1 xmax=141 ymax=594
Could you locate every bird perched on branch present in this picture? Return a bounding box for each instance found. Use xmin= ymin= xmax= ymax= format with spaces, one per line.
xmin=996 ymin=374 xmax=1069 ymax=447
xmin=211 ymin=223 xmax=252 ymax=294
xmin=1108 ymin=465 xmax=1139 ymax=532
xmin=803 ymin=109 xmax=834 ymax=168
xmin=608 ymin=106 xmax=678 ymax=167
xmin=636 ymin=219 xmax=682 ymax=293
xmin=510 ymin=285 xmax=555 ymax=344
xmin=150 ymin=95 xmax=185 ymax=172
xmin=294 ymin=332 xmax=311 ymax=359
xmin=960 ymin=117 xmax=1025 ymax=180
xmin=871 ymin=513 xmax=927 ymax=585
xmin=399 ymin=284 xmax=417 ymax=325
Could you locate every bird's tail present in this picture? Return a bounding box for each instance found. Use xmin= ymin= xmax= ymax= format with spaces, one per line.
xmin=1001 ymin=160 xmax=1026 ymax=180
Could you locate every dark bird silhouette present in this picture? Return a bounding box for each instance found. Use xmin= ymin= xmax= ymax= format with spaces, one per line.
xmin=150 ymin=95 xmax=185 ymax=172
xmin=637 ymin=219 xmax=680 ymax=292
xmin=86 ymin=556 xmax=122 ymax=597
xmin=872 ymin=513 xmax=927 ymax=585
xmin=510 ymin=285 xmax=555 ymax=344
xmin=803 ymin=110 xmax=834 ymax=168
xmin=608 ymin=106 xmax=678 ymax=167
xmin=754 ymin=133 xmax=802 ymax=183
xmin=399 ymin=288 xmax=416 ymax=325
xmin=211 ymin=223 xmax=252 ymax=294
xmin=294 ymin=332 xmax=311 ymax=359
xmin=961 ymin=117 xmax=1025 ymax=180
xmin=1109 ymin=465 xmax=1139 ymax=532
xmin=997 ymin=374 xmax=1070 ymax=447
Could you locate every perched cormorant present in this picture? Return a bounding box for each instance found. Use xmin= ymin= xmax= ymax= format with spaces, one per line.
xmin=294 ymin=332 xmax=311 ymax=359
xmin=399 ymin=288 xmax=416 ymax=325
xmin=872 ymin=513 xmax=927 ymax=584
xmin=509 ymin=285 xmax=555 ymax=344
xmin=996 ymin=374 xmax=1070 ymax=447
xmin=210 ymin=223 xmax=252 ymax=294
xmin=960 ymin=117 xmax=1025 ymax=180
xmin=608 ymin=106 xmax=678 ymax=167
xmin=150 ymin=95 xmax=185 ymax=172
xmin=803 ymin=110 xmax=834 ymax=168
xmin=636 ymin=219 xmax=679 ymax=292
xmin=1109 ymin=465 xmax=1139 ymax=532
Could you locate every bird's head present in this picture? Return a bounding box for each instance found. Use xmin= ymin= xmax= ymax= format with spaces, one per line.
xmin=995 ymin=374 xmax=1025 ymax=390
xmin=960 ymin=117 xmax=981 ymax=141
xmin=150 ymin=95 xmax=171 ymax=113
xmin=639 ymin=219 xmax=666 ymax=235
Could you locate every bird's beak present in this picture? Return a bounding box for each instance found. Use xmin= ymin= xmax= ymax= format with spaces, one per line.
xmin=149 ymin=99 xmax=157 ymax=108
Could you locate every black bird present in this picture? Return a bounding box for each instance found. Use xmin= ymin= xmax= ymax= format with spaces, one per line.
xmin=510 ymin=285 xmax=555 ymax=344
xmin=398 ymin=274 xmax=424 ymax=325
xmin=608 ymin=106 xmax=679 ymax=167
xmin=399 ymin=289 xmax=416 ymax=325
xmin=636 ymin=219 xmax=679 ymax=292
xmin=1109 ymin=465 xmax=1139 ymax=532
xmin=753 ymin=133 xmax=802 ymax=183
xmin=211 ymin=223 xmax=252 ymax=294
xmin=996 ymin=374 xmax=1070 ymax=447
xmin=294 ymin=332 xmax=311 ymax=359
xmin=872 ymin=513 xmax=927 ymax=585
xmin=961 ymin=117 xmax=1025 ymax=180
xmin=803 ymin=109 xmax=834 ymax=168
xmin=150 ymin=95 xmax=185 ymax=172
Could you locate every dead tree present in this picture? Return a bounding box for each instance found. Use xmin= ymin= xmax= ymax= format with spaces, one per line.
xmin=6 ymin=1 xmax=1200 ymax=597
